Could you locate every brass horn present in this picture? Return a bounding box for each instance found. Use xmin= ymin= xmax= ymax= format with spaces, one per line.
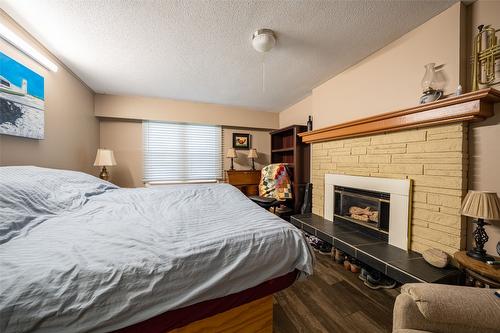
xmin=472 ymin=24 xmax=500 ymax=91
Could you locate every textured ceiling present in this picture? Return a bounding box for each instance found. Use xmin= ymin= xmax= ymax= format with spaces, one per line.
xmin=1 ymin=0 xmax=457 ymax=111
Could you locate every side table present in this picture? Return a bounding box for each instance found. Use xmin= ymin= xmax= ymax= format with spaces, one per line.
xmin=226 ymin=170 xmax=261 ymax=196
xmin=454 ymin=251 xmax=500 ymax=288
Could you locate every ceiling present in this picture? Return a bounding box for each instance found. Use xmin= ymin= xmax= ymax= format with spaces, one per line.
xmin=1 ymin=0 xmax=457 ymax=112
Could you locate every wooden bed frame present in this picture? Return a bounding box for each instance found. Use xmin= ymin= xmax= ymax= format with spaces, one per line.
xmin=169 ymin=295 xmax=273 ymax=333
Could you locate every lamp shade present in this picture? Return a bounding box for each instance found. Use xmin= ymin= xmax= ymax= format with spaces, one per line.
xmin=460 ymin=191 xmax=500 ymax=220
xmin=226 ymin=148 xmax=237 ymax=158
xmin=94 ymin=149 xmax=117 ymax=166
xmin=248 ymin=148 xmax=258 ymax=158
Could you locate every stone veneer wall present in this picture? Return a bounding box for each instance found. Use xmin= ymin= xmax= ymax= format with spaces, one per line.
xmin=312 ymin=123 xmax=468 ymax=255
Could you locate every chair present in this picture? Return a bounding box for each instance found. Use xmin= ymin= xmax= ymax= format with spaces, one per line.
xmin=392 ymin=283 xmax=500 ymax=333
xmin=249 ymin=163 xmax=293 ymax=213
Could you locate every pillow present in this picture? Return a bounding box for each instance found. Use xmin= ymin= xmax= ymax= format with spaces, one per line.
xmin=0 ymin=166 xmax=118 ymax=244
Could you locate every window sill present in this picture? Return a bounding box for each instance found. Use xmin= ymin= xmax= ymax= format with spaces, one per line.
xmin=144 ymin=179 xmax=221 ymax=187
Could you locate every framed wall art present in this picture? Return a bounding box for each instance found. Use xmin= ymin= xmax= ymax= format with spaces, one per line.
xmin=232 ymin=133 xmax=250 ymax=149
xmin=0 ymin=51 xmax=44 ymax=139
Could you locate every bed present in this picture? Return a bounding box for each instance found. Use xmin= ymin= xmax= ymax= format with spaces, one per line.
xmin=0 ymin=166 xmax=314 ymax=333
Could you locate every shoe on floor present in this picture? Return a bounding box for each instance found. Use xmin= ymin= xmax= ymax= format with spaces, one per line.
xmin=366 ymin=270 xmax=382 ymax=284
xmin=318 ymin=242 xmax=332 ymax=255
xmin=358 ymin=268 xmax=370 ymax=282
xmin=364 ymin=276 xmax=397 ymax=290
xmin=306 ymin=235 xmax=322 ymax=252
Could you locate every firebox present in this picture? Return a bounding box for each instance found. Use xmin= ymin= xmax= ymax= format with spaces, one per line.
xmin=334 ymin=185 xmax=390 ymax=241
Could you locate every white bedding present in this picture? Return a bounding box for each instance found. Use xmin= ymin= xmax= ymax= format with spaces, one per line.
xmin=0 ymin=166 xmax=313 ymax=333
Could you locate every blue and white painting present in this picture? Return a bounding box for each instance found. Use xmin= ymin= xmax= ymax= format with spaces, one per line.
xmin=0 ymin=52 xmax=44 ymax=139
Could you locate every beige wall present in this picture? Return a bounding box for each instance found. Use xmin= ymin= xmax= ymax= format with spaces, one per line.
xmin=0 ymin=10 xmax=98 ymax=175
xmin=466 ymin=0 xmax=500 ymax=256
xmin=279 ymin=95 xmax=312 ymax=128
xmin=97 ymin=94 xmax=276 ymax=187
xmin=95 ymin=94 xmax=279 ymax=130
xmin=288 ymin=3 xmax=463 ymax=130
xmin=222 ymin=127 xmax=270 ymax=174
xmin=99 ymin=119 xmax=271 ymax=187
xmin=469 ymin=106 xmax=500 ymax=255
xmin=99 ymin=119 xmax=143 ymax=187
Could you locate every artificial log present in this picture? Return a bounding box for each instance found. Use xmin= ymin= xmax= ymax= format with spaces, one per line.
xmin=349 ymin=206 xmax=379 ymax=223
xmin=351 ymin=213 xmax=369 ymax=222
xmin=349 ymin=206 xmax=371 ymax=215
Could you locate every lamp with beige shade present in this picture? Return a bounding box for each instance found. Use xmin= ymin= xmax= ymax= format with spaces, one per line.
xmin=94 ymin=149 xmax=117 ymax=181
xmin=248 ymin=148 xmax=258 ymax=170
xmin=226 ymin=148 xmax=236 ymax=170
xmin=460 ymin=191 xmax=500 ymax=262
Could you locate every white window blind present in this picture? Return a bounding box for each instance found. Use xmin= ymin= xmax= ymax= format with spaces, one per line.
xmin=143 ymin=121 xmax=222 ymax=182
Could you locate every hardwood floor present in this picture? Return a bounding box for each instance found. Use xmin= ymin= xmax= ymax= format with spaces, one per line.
xmin=273 ymin=253 xmax=399 ymax=333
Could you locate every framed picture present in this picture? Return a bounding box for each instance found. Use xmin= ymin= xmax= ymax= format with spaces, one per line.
xmin=232 ymin=133 xmax=250 ymax=149
xmin=0 ymin=52 xmax=45 ymax=139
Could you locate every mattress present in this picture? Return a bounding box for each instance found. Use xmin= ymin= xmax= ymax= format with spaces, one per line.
xmin=0 ymin=166 xmax=314 ymax=333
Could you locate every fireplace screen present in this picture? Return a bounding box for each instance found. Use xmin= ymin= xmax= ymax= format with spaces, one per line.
xmin=334 ymin=185 xmax=390 ymax=236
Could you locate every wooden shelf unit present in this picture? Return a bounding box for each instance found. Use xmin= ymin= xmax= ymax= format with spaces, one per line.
xmin=271 ymin=147 xmax=295 ymax=153
xmin=270 ymin=125 xmax=310 ymax=212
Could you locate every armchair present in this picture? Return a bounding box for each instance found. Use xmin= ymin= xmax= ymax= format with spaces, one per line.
xmin=393 ymin=283 xmax=500 ymax=333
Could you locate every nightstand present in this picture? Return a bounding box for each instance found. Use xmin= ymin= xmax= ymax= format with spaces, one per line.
xmin=226 ymin=170 xmax=261 ymax=196
xmin=454 ymin=251 xmax=500 ymax=288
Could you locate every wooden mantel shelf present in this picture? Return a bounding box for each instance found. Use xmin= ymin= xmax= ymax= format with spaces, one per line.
xmin=299 ymin=88 xmax=500 ymax=144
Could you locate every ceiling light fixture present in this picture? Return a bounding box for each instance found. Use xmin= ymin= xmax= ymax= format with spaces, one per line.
xmin=252 ymin=29 xmax=276 ymax=93
xmin=252 ymin=29 xmax=276 ymax=53
xmin=0 ymin=22 xmax=58 ymax=72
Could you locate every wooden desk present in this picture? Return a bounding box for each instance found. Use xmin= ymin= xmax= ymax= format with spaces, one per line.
xmin=226 ymin=170 xmax=261 ymax=196
xmin=454 ymin=251 xmax=500 ymax=288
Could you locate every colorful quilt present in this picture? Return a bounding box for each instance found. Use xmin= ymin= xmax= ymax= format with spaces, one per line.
xmin=259 ymin=163 xmax=293 ymax=201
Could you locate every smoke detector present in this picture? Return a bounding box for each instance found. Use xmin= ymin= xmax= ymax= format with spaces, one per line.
xmin=252 ymin=29 xmax=276 ymax=53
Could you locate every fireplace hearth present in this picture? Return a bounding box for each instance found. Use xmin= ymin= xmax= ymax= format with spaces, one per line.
xmin=334 ymin=186 xmax=390 ymax=241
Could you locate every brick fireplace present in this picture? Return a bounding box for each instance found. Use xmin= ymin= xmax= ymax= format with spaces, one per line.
xmin=299 ymin=89 xmax=500 ymax=256
xmin=311 ymin=123 xmax=468 ymax=255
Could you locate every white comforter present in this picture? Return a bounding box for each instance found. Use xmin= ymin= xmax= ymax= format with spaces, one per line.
xmin=0 ymin=166 xmax=313 ymax=333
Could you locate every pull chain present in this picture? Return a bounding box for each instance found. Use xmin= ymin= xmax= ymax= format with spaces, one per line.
xmin=262 ymin=53 xmax=266 ymax=93
xmin=262 ymin=60 xmax=266 ymax=93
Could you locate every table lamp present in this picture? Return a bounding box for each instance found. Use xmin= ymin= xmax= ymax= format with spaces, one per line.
xmin=460 ymin=190 xmax=500 ymax=262
xmin=248 ymin=148 xmax=258 ymax=170
xmin=226 ymin=148 xmax=236 ymax=170
xmin=94 ymin=149 xmax=117 ymax=181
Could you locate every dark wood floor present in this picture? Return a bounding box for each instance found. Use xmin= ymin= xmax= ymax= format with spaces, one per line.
xmin=273 ymin=253 xmax=400 ymax=333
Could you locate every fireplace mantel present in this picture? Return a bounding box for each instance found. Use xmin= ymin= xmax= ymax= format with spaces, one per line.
xmin=299 ymin=88 xmax=500 ymax=144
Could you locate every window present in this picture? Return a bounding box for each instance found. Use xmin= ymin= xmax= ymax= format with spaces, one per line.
xmin=143 ymin=121 xmax=222 ymax=182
